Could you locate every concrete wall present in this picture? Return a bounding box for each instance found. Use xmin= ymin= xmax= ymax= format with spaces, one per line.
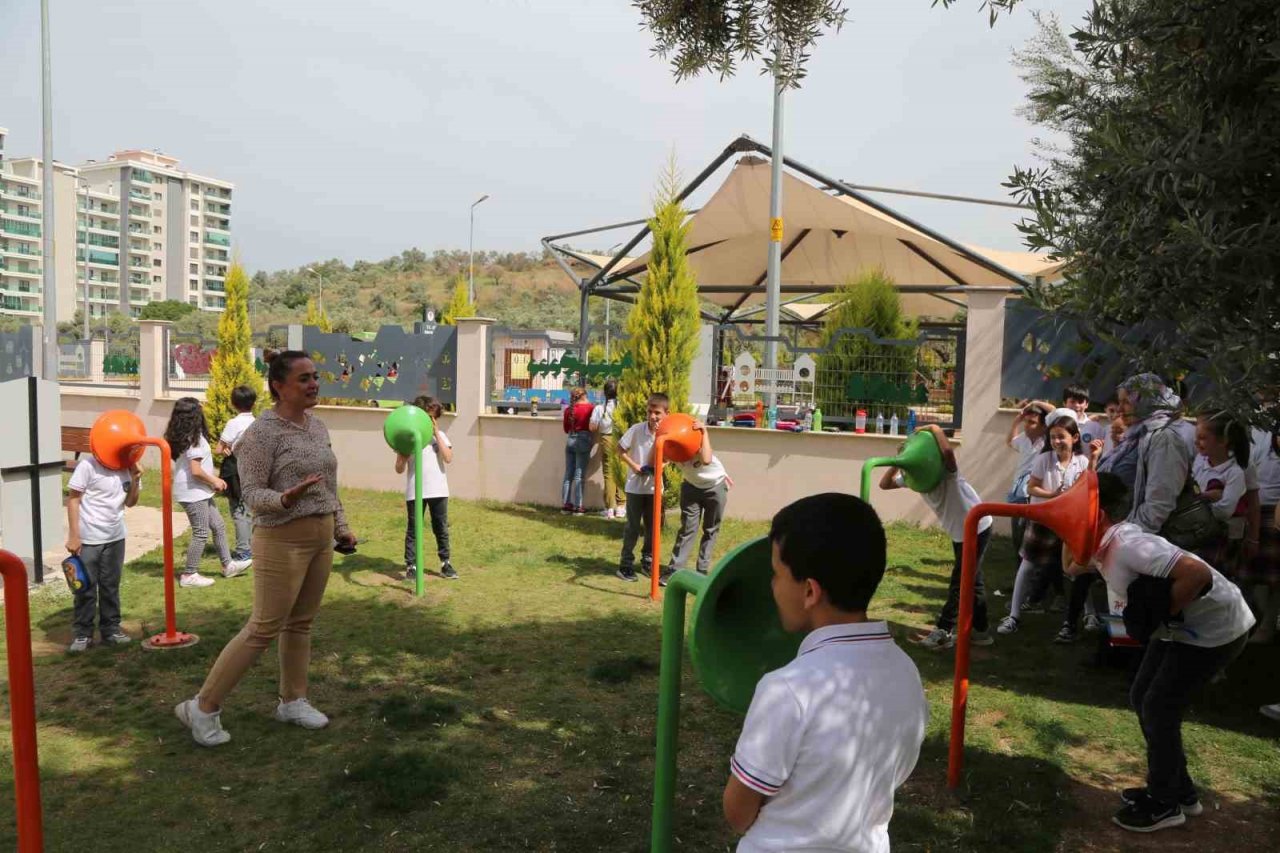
xmin=55 ymin=313 xmax=1022 ymax=527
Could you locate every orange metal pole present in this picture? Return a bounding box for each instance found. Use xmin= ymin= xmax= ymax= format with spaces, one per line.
xmin=649 ymin=436 xmax=666 ymax=602
xmin=948 ymin=502 xmax=1035 ymax=788
xmin=1 ymin=548 xmax=44 ymax=853
xmin=141 ymin=438 xmax=197 ymax=648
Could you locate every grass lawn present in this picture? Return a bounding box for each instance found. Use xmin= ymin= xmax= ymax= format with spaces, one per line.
xmin=3 ymin=483 xmax=1278 ymax=852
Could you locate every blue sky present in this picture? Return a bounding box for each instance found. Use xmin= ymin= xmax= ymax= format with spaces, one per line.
xmin=0 ymin=0 xmax=1085 ymax=271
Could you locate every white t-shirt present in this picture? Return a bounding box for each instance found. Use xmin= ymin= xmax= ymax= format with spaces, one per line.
xmin=1250 ymin=429 xmax=1280 ymax=506
xmin=68 ymin=457 xmax=132 ymax=545
xmin=589 ymin=399 xmax=617 ymax=436
xmin=1095 ymin=522 xmax=1254 ymax=648
xmin=404 ymin=429 xmax=451 ymax=500
xmin=1079 ymin=417 xmax=1109 ymax=447
xmin=1010 ymin=432 xmax=1039 ymax=484
xmin=172 ymin=435 xmax=215 ymax=503
xmin=219 ymin=412 xmax=255 ymax=453
xmin=618 ymin=421 xmax=657 ymax=495
xmin=897 ymin=467 xmax=992 ymax=542
xmin=731 ymin=622 xmax=927 ymax=853
xmin=1028 ymin=452 xmax=1091 ymax=505
xmin=680 ymin=454 xmax=728 ymax=490
xmin=1192 ymin=455 xmax=1246 ymax=521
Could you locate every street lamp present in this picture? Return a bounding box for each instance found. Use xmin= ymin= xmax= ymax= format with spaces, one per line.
xmin=304 ymin=266 xmax=324 ymax=315
xmin=468 ymin=194 xmax=490 ymax=305
xmin=78 ymin=178 xmax=89 ymax=341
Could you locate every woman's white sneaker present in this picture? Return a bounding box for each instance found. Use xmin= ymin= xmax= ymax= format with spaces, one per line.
xmin=175 ymin=697 xmax=231 ymax=747
xmin=997 ymin=616 xmax=1020 ymax=635
xmin=275 ymin=698 xmax=329 ymax=730
xmin=222 ymin=558 xmax=252 ymax=579
xmin=179 ymin=573 xmax=216 ymax=588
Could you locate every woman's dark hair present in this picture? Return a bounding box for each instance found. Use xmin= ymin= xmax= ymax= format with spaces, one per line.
xmin=413 ymin=395 xmax=444 ymax=418
xmin=164 ymin=397 xmax=209 ymax=459
xmin=1200 ymin=413 xmax=1251 ymax=468
xmin=603 ymin=378 xmax=618 ymax=401
xmin=1043 ymin=415 xmax=1084 ymax=456
xmin=570 ymin=386 xmax=586 ymax=403
xmin=769 ymin=493 xmax=886 ymax=612
xmin=263 ymin=349 xmax=310 ymax=401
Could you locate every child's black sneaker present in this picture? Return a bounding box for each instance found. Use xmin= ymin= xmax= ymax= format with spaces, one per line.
xmin=441 ymin=563 xmax=458 ymax=580
xmin=1112 ymin=794 xmax=1185 ymax=833
xmin=1121 ymin=787 xmax=1202 ymax=816
xmin=404 ymin=565 xmax=417 ymax=580
xmin=616 ymin=567 xmax=638 ymax=583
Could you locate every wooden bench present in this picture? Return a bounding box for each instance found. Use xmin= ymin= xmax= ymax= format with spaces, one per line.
xmin=62 ymin=426 xmax=92 ymax=473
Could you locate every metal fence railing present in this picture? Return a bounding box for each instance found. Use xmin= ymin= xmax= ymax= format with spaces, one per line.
xmin=165 ymin=328 xmax=216 ymax=394
xmin=714 ymin=322 xmax=965 ymax=431
xmin=56 ymin=330 xmax=140 ymax=389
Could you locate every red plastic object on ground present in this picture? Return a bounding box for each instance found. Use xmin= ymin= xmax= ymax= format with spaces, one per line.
xmin=1 ymin=548 xmax=44 ymax=852
xmin=948 ymin=471 xmax=1100 ymax=788
xmin=89 ymin=411 xmax=199 ymax=650
xmin=648 ymin=414 xmax=702 ymax=601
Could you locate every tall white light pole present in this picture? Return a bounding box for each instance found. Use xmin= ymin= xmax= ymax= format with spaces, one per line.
xmin=763 ymin=55 xmax=786 ymax=410
xmin=305 ymin=266 xmax=324 ymax=315
xmin=79 ymin=178 xmax=89 ymax=340
xmin=40 ymin=0 xmax=58 ymax=379
xmin=468 ymin=194 xmax=489 ymax=305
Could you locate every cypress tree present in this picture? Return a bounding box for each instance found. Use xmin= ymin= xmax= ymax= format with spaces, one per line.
xmin=206 ymin=262 xmax=265 ymax=441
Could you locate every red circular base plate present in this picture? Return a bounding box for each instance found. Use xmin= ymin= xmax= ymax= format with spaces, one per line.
xmin=142 ymin=632 xmax=200 ymax=651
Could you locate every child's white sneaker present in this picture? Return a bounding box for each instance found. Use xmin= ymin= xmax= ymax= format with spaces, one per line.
xmin=223 ymin=558 xmax=252 ymax=579
xmin=175 ymin=697 xmax=231 ymax=747
xmin=275 ymin=698 xmax=329 ymax=730
xmin=179 ymin=572 xmax=215 ymax=588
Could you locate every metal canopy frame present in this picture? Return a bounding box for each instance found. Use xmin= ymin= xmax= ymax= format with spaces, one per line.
xmin=541 ymin=134 xmax=1031 ymax=353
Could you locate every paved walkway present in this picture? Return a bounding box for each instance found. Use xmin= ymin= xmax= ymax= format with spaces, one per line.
xmin=0 ymin=504 xmax=189 ymax=598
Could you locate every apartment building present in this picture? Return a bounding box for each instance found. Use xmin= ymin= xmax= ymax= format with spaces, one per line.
xmin=0 ymin=130 xmax=233 ymax=320
xmin=80 ymin=149 xmax=233 ymax=314
xmin=0 ymin=146 xmax=78 ymax=319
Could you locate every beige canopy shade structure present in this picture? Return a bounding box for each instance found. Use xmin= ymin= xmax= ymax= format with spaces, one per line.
xmin=542 ymin=134 xmax=1041 ymax=349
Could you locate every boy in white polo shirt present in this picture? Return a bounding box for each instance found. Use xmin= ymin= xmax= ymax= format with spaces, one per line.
xmin=1071 ymin=472 xmax=1254 ymax=833
xmin=725 ymin=492 xmax=927 ymax=852
xmin=879 ymin=424 xmax=994 ymax=649
xmin=667 ymin=419 xmax=731 ymax=576
xmin=616 ymin=392 xmax=667 ymax=583
xmin=65 ymin=450 xmax=143 ymax=652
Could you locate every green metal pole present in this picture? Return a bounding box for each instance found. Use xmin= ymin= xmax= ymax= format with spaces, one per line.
xmin=414 ymin=434 xmax=425 ymax=598
xmin=651 ymin=570 xmax=706 ymax=853
xmin=860 ymin=457 xmax=893 ymax=502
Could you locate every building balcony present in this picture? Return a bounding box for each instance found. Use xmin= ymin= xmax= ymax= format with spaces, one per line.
xmin=0 ymin=184 xmax=40 ymax=201
xmin=0 ymin=206 xmax=41 ymax=223
xmin=1 ymin=263 xmax=40 ymax=278
xmin=204 ymin=281 xmax=226 ymax=293
xmin=0 ymin=280 xmax=40 ymax=295
xmin=204 ymin=232 xmax=230 ymax=247
xmin=128 ymin=187 xmax=152 ymax=200
xmin=205 ymin=220 xmax=230 ymax=233
xmin=0 ymin=297 xmax=42 ymax=314
xmin=1 ymin=244 xmax=42 ymax=258
xmin=1 ymin=221 xmax=41 ymax=238
xmin=87 ymin=250 xmax=119 ymax=265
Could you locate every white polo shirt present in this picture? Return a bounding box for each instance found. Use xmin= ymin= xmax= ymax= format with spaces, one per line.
xmin=730 ymin=622 xmax=927 ymax=853
xmin=1094 ymin=522 xmax=1254 ymax=648
xmin=618 ymin=421 xmax=658 ymax=495
xmin=404 ymin=429 xmax=452 ymax=500
xmin=68 ymin=457 xmax=132 ymax=545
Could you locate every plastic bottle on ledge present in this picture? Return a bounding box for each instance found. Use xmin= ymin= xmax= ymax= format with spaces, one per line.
xmin=767 ymin=405 xmax=778 ymax=430
xmin=813 ymin=407 xmax=823 ymax=433
xmin=906 ymin=409 xmax=917 ymax=434
xmin=855 ymin=409 xmax=867 ymax=433
xmin=531 ymin=399 xmax=539 ymax=417
xmin=755 ymin=399 xmax=765 ymax=428
xmin=890 ymin=413 xmax=900 ymax=436
xmin=875 ymin=412 xmax=885 ymax=434
xmin=802 ymin=407 xmax=814 ymax=432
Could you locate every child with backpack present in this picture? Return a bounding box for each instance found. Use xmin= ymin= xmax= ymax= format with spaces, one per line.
xmin=216 ymin=384 xmax=257 ymax=566
xmin=590 ymin=379 xmax=622 ymax=519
